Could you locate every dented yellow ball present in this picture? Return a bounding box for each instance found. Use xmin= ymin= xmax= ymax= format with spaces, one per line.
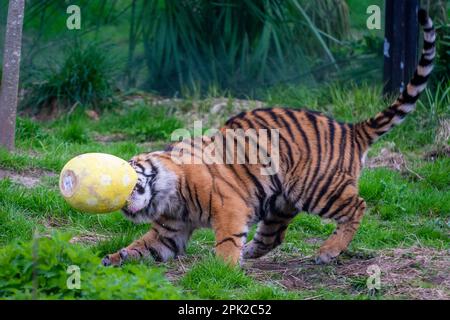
xmin=59 ymin=153 xmax=138 ymax=213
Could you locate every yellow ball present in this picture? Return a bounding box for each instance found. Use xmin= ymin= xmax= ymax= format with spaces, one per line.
xmin=59 ymin=153 xmax=138 ymax=213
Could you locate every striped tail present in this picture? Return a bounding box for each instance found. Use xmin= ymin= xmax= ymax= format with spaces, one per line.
xmin=355 ymin=9 xmax=435 ymax=147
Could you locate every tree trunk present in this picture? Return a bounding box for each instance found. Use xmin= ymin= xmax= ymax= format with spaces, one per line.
xmin=0 ymin=0 xmax=25 ymax=151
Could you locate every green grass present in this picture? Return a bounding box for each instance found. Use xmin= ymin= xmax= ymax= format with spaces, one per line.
xmin=0 ymin=82 xmax=448 ymax=300
xmin=96 ymin=103 xmax=184 ymax=142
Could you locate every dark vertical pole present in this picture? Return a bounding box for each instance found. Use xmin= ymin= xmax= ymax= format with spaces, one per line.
xmin=404 ymin=0 xmax=420 ymax=86
xmin=383 ymin=0 xmax=420 ymax=96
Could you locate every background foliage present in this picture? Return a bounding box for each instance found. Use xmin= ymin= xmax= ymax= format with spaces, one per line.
xmin=0 ymin=0 xmax=384 ymax=99
xmin=1 ymin=0 xmax=446 ymax=101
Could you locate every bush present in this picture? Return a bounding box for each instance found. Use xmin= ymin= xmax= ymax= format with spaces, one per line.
xmin=24 ymin=43 xmax=115 ymax=113
xmin=142 ymin=0 xmax=349 ymax=95
xmin=0 ymin=233 xmax=182 ymax=299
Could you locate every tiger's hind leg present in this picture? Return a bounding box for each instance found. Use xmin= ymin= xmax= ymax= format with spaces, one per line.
xmin=102 ymin=216 xmax=192 ymax=266
xmin=243 ymin=219 xmax=292 ymax=259
xmin=243 ymin=197 xmax=297 ymax=259
xmin=315 ymin=194 xmax=366 ymax=264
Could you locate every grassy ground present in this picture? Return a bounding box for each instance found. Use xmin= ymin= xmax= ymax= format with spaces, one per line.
xmin=0 ymin=82 xmax=449 ymax=300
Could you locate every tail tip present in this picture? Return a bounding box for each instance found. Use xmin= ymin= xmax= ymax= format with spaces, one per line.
xmin=418 ymin=9 xmax=428 ymax=25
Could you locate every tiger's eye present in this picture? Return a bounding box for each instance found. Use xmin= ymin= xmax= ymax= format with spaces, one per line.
xmin=136 ymin=184 xmax=146 ymax=194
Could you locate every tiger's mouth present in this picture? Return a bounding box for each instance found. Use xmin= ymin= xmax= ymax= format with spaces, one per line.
xmin=121 ymin=200 xmax=146 ymax=222
xmin=124 ymin=201 xmax=140 ymax=214
xmin=124 ymin=190 xmax=142 ymax=214
xmin=121 ymin=194 xmax=155 ymax=224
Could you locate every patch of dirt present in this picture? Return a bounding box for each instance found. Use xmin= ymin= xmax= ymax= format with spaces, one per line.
xmin=85 ymin=109 xmax=100 ymax=121
xmin=69 ymin=233 xmax=110 ymax=245
xmin=122 ymin=91 xmax=163 ymax=106
xmin=366 ymin=147 xmax=406 ymax=171
xmin=303 ymin=237 xmax=323 ymax=245
xmin=435 ymin=118 xmax=450 ymax=146
xmin=173 ymin=97 xmax=266 ymax=128
xmin=424 ymin=145 xmax=450 ymax=161
xmin=0 ymin=168 xmax=56 ymax=188
xmin=93 ymin=132 xmax=128 ymax=143
xmin=43 ymin=216 xmax=69 ymax=229
xmin=425 ymin=119 xmax=450 ymax=161
xmin=244 ymin=247 xmax=449 ymax=300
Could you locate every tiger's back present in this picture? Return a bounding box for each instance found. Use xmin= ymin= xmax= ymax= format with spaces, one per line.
xmin=224 ymin=107 xmax=364 ymax=209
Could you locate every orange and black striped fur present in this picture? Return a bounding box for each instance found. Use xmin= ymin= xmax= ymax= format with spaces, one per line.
xmin=102 ymin=10 xmax=435 ymax=267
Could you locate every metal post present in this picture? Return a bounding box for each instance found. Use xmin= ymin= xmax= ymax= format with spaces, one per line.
xmin=383 ymin=0 xmax=420 ymax=96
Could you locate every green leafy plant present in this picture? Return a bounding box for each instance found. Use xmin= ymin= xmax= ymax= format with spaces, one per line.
xmin=23 ymin=43 xmax=116 ymax=113
xmin=0 ymin=233 xmax=182 ymax=299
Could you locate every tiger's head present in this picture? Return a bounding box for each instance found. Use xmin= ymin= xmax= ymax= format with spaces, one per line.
xmin=122 ymin=153 xmax=179 ymax=223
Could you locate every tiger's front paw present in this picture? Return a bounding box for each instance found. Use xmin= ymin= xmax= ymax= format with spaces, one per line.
xmin=315 ymin=246 xmax=341 ymax=265
xmin=101 ymin=249 xmax=129 ymax=267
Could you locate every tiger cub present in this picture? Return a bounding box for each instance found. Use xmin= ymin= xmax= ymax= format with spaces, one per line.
xmin=102 ymin=10 xmax=435 ymax=266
